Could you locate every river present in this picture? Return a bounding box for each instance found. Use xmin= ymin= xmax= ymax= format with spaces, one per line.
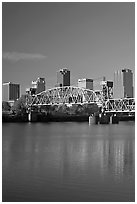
xmin=2 ymin=121 xmax=135 ymax=202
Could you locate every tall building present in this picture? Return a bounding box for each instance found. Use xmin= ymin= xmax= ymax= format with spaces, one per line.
xmin=32 ymin=77 xmax=46 ymax=94
xmin=114 ymin=69 xmax=133 ymax=98
xmin=2 ymin=82 xmax=20 ymax=102
xmin=78 ymin=78 xmax=93 ymax=90
xmin=93 ymin=76 xmax=106 ymax=91
xmin=101 ymin=81 xmax=113 ymax=99
xmin=26 ymin=77 xmax=46 ymax=95
xmin=57 ymin=68 xmax=70 ymax=87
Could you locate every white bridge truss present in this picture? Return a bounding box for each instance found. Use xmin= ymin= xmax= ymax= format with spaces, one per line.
xmin=104 ymin=98 xmax=135 ymax=113
xmin=26 ymin=86 xmax=135 ymax=113
xmin=26 ymin=86 xmax=100 ymax=106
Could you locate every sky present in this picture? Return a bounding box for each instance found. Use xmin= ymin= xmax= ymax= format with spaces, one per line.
xmin=2 ymin=2 xmax=135 ymax=95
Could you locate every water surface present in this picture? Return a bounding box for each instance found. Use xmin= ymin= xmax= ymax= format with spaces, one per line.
xmin=3 ymin=121 xmax=135 ymax=202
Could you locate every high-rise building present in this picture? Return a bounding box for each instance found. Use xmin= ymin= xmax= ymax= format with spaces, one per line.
xmin=101 ymin=81 xmax=113 ymax=99
xmin=114 ymin=69 xmax=133 ymax=98
xmin=78 ymin=78 xmax=93 ymax=90
xmin=93 ymin=76 xmax=106 ymax=91
xmin=26 ymin=77 xmax=46 ymax=95
xmin=32 ymin=77 xmax=46 ymax=94
xmin=2 ymin=82 xmax=20 ymax=102
xmin=57 ymin=68 xmax=70 ymax=87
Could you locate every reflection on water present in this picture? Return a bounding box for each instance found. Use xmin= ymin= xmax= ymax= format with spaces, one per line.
xmin=3 ymin=122 xmax=135 ymax=202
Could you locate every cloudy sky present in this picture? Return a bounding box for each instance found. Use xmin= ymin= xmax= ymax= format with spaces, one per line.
xmin=2 ymin=2 xmax=135 ymax=94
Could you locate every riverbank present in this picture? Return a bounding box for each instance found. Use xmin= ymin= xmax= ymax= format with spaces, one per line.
xmin=2 ymin=112 xmax=135 ymax=123
xmin=2 ymin=112 xmax=89 ymax=122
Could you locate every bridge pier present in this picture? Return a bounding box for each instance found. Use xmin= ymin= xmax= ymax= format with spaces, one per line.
xmin=111 ymin=114 xmax=119 ymax=124
xmin=99 ymin=114 xmax=109 ymax=124
xmin=91 ymin=113 xmax=121 ymax=125
xmin=89 ymin=113 xmax=110 ymax=125
xmin=28 ymin=111 xmax=38 ymax=122
xmin=89 ymin=113 xmax=100 ymax=125
xmin=99 ymin=113 xmax=119 ymax=124
xmin=89 ymin=115 xmax=94 ymax=125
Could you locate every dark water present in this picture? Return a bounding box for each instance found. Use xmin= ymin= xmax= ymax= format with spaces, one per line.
xmin=2 ymin=121 xmax=135 ymax=202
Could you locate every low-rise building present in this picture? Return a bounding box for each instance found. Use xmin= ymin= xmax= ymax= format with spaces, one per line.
xmin=78 ymin=78 xmax=93 ymax=90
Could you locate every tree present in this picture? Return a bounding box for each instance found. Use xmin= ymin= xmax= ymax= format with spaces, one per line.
xmin=11 ymin=95 xmax=27 ymax=114
xmin=68 ymin=104 xmax=83 ymax=115
xmin=83 ymin=103 xmax=99 ymax=115
xmin=2 ymin=101 xmax=11 ymax=112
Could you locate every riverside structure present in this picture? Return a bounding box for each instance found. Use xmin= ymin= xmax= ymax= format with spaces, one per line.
xmin=25 ymin=85 xmax=135 ymax=123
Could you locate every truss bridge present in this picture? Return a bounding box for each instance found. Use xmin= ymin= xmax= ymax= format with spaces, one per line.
xmin=26 ymin=86 xmax=135 ymax=113
xmin=104 ymin=98 xmax=135 ymax=113
xmin=26 ymin=86 xmax=101 ymax=106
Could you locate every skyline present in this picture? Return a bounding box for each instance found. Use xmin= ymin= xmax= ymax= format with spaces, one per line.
xmin=2 ymin=2 xmax=135 ymax=94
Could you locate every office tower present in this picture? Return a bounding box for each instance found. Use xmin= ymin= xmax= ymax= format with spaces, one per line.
xmin=2 ymin=82 xmax=20 ymax=102
xmin=26 ymin=87 xmax=37 ymax=95
xmin=26 ymin=77 xmax=45 ymax=95
xmin=114 ymin=69 xmax=133 ymax=98
xmin=78 ymin=78 xmax=93 ymax=90
xmin=122 ymin=69 xmax=134 ymax=98
xmin=101 ymin=81 xmax=113 ymax=100
xmin=57 ymin=68 xmax=70 ymax=87
xmin=93 ymin=76 xmax=106 ymax=91
xmin=32 ymin=77 xmax=46 ymax=94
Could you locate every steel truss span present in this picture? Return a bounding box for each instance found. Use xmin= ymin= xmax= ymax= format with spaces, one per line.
xmin=26 ymin=86 xmax=98 ymax=106
xmin=104 ymin=98 xmax=135 ymax=112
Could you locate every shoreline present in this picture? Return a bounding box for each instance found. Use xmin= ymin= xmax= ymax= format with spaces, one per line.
xmin=2 ymin=113 xmax=135 ymax=123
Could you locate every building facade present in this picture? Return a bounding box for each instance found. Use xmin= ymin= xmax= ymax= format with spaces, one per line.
xmin=26 ymin=77 xmax=46 ymax=95
xmin=32 ymin=77 xmax=46 ymax=94
xmin=2 ymin=82 xmax=20 ymax=102
xmin=57 ymin=68 xmax=70 ymax=87
xmin=26 ymin=87 xmax=37 ymax=95
xmin=101 ymin=81 xmax=113 ymax=100
xmin=78 ymin=78 xmax=93 ymax=90
xmin=114 ymin=69 xmax=133 ymax=98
